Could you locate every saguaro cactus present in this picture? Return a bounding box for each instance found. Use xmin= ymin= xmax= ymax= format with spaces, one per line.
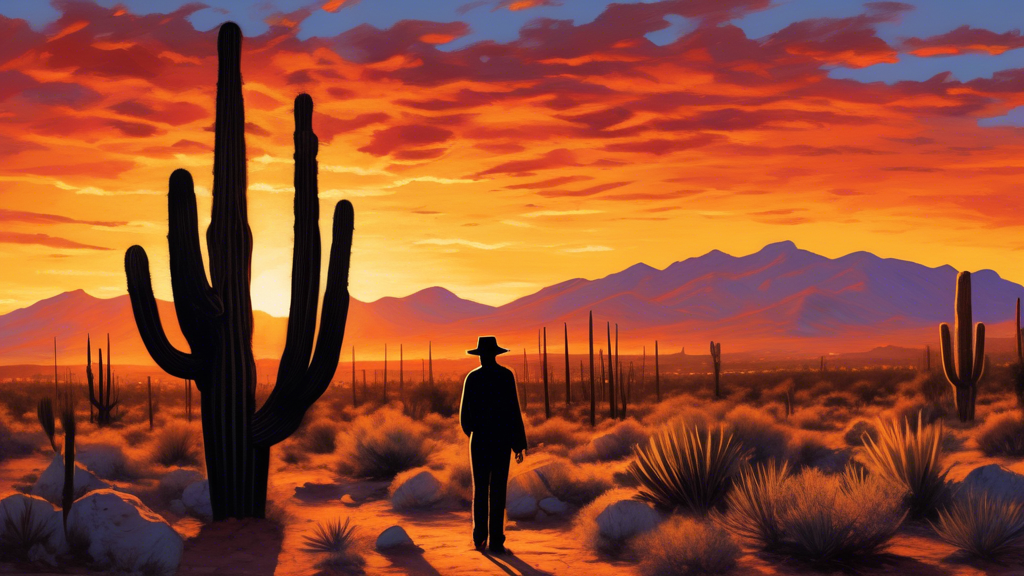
xmin=589 ymin=311 xmax=595 ymax=427
xmin=124 ymin=23 xmax=353 ymax=519
xmin=86 ymin=335 xmax=118 ymax=426
xmin=563 ymin=323 xmax=571 ymax=406
xmin=1015 ymin=298 xmax=1024 ymax=406
xmin=939 ymin=271 xmax=985 ymax=422
xmin=710 ymin=341 xmax=722 ymax=398
xmin=542 ymin=327 xmax=550 ymax=419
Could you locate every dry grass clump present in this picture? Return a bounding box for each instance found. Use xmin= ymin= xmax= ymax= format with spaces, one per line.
xmin=301 ymin=422 xmax=338 ymax=455
xmin=302 ymin=517 xmax=365 ymax=572
xmin=628 ymin=421 xmax=748 ymax=514
xmin=632 ymin=516 xmax=740 ymax=576
xmin=528 ymin=416 xmax=587 ymax=449
xmin=722 ymin=463 xmax=906 ymax=566
xmin=0 ymin=410 xmax=37 ymax=463
xmin=337 ymin=407 xmax=432 ymax=479
xmin=860 ymin=412 xmax=949 ymax=518
xmin=723 ymin=405 xmax=790 ymax=465
xmin=931 ymin=491 xmax=1024 ymax=560
xmin=536 ymin=459 xmax=614 ymax=507
xmin=0 ymin=498 xmax=57 ymax=562
xmin=150 ymin=424 xmax=201 ymax=468
xmin=975 ymin=411 xmax=1024 ymax=457
xmin=571 ymin=419 xmax=649 ymax=462
xmin=574 ymin=488 xmax=662 ymax=556
xmin=843 ymin=420 xmax=878 ymax=447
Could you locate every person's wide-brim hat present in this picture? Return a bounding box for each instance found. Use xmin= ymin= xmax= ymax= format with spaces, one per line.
xmin=467 ymin=336 xmax=510 ymax=356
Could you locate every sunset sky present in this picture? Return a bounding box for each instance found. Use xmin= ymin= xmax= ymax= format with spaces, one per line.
xmin=2 ymin=0 xmax=1024 ymax=317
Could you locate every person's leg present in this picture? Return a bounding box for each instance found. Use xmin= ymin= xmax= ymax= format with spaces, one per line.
xmin=488 ymin=447 xmax=512 ymax=550
xmin=470 ymin=438 xmax=490 ymax=547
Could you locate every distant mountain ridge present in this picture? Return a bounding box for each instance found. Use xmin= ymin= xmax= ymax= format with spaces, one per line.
xmin=2 ymin=241 xmax=1023 ymax=365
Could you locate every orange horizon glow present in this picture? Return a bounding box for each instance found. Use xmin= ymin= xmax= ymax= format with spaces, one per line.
xmin=2 ymin=3 xmax=1024 ymax=318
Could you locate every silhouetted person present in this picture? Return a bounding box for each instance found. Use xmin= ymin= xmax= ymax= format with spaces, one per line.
xmin=460 ymin=336 xmax=527 ymax=554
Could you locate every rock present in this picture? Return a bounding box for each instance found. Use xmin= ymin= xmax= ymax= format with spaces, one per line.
xmin=960 ymin=464 xmax=1024 ymax=502
xmin=506 ymin=495 xmax=538 ymax=520
xmin=158 ymin=468 xmax=203 ymax=500
xmin=341 ymin=494 xmax=358 ymax=507
xmin=595 ymin=499 xmax=661 ymax=543
xmin=31 ymin=453 xmax=108 ymax=505
xmin=507 ymin=469 xmax=553 ymax=502
xmin=294 ymin=482 xmax=344 ymax=503
xmin=169 ymin=499 xmax=187 ymax=516
xmin=375 ymin=525 xmax=415 ymax=551
xmin=66 ymin=489 xmax=183 ymax=576
xmin=390 ymin=470 xmax=443 ymax=510
xmin=77 ymin=444 xmax=129 ymax=480
xmin=182 ymin=480 xmax=212 ymax=520
xmin=0 ymin=494 xmax=67 ymax=556
xmin=539 ymin=497 xmax=569 ymax=515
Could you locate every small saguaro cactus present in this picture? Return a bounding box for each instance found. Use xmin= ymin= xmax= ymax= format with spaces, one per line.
xmin=86 ymin=334 xmax=118 ymax=426
xmin=124 ymin=23 xmax=354 ymax=519
xmin=588 ymin=311 xmax=595 ymax=427
xmin=36 ymin=393 xmax=77 ymax=530
xmin=1014 ymin=298 xmax=1024 ymax=406
xmin=710 ymin=341 xmax=722 ymax=398
xmin=939 ymin=271 xmax=985 ymax=422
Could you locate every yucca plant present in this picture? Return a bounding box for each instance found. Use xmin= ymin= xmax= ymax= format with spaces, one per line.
xmin=0 ymin=500 xmax=55 ymax=561
xmin=36 ymin=398 xmax=57 ymax=452
xmin=628 ymin=421 xmax=749 ymax=514
xmin=932 ymin=491 xmax=1024 ymax=560
xmin=721 ymin=460 xmax=790 ymax=551
xmin=860 ymin=411 xmax=949 ymax=519
xmin=302 ymin=517 xmax=363 ymax=571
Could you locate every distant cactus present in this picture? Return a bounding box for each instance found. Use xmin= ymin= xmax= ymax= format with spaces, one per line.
xmin=36 ymin=397 xmax=56 ymax=452
xmin=710 ymin=341 xmax=722 ymax=398
xmin=563 ymin=323 xmax=571 ymax=406
xmin=607 ymin=322 xmax=616 ymax=419
xmin=589 ymin=311 xmax=595 ymax=427
xmin=654 ymin=340 xmax=660 ymax=402
xmin=123 ymin=23 xmax=353 ymax=519
xmin=542 ymin=327 xmax=550 ymax=419
xmin=147 ymin=376 xmax=154 ymax=430
xmin=1015 ymin=299 xmax=1024 ymax=407
xmin=58 ymin=390 xmax=75 ymax=531
xmin=86 ymin=334 xmax=118 ymax=426
xmin=939 ymin=271 xmax=985 ymax=422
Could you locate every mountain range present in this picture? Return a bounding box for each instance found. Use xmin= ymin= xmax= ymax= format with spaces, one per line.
xmin=3 ymin=241 xmax=1023 ymax=367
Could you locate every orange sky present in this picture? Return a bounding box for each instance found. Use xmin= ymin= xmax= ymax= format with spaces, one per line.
xmin=2 ymin=2 xmax=1024 ymax=316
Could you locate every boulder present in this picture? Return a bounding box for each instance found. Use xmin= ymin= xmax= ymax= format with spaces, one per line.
xmin=507 ymin=495 xmax=538 ymax=520
xmin=182 ymin=479 xmax=212 ymax=520
xmin=32 ymin=453 xmax=108 ymax=505
xmin=960 ymin=464 xmax=1024 ymax=502
xmin=66 ymin=489 xmax=183 ymax=576
xmin=375 ymin=525 xmax=415 ymax=551
xmin=539 ymin=497 xmax=569 ymax=515
xmin=0 ymin=494 xmax=67 ymax=557
xmin=390 ymin=470 xmax=443 ymax=510
xmin=595 ymin=499 xmax=661 ymax=543
xmin=507 ymin=468 xmax=553 ymax=502
xmin=158 ymin=468 xmax=203 ymax=500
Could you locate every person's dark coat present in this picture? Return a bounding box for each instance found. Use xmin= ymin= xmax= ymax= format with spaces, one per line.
xmin=459 ymin=364 xmax=527 ymax=452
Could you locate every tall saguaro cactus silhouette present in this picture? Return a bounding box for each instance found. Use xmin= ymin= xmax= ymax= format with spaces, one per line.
xmin=710 ymin=341 xmax=722 ymax=398
xmin=124 ymin=23 xmax=354 ymax=519
xmin=939 ymin=271 xmax=985 ymax=422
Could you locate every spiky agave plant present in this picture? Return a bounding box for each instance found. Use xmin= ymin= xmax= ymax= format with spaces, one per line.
xmin=931 ymin=491 xmax=1024 ymax=560
xmin=860 ymin=411 xmax=950 ymax=519
xmin=720 ymin=460 xmax=791 ymax=551
xmin=302 ymin=517 xmax=363 ymax=571
xmin=628 ymin=421 xmax=749 ymax=515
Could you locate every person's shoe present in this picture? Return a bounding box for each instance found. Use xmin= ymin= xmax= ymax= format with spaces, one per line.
xmin=474 ymin=539 xmax=487 ymax=551
xmin=488 ymin=543 xmax=509 ymax=555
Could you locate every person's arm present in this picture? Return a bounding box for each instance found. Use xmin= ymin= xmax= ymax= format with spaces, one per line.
xmin=459 ymin=372 xmax=474 ymax=437
xmin=509 ymin=369 xmax=527 ymax=456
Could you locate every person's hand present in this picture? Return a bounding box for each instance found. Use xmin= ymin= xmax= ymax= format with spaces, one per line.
xmin=515 ymin=450 xmax=525 ymax=464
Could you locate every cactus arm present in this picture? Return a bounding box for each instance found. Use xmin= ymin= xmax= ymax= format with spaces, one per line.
xmin=972 ymin=323 xmax=986 ymax=383
xmin=269 ymin=95 xmax=321 ymax=404
xmin=1017 ymin=298 xmax=1021 ymax=361
xmin=954 ymin=271 xmax=973 ymax=383
xmin=939 ymin=323 xmax=960 ymax=386
xmin=125 ymin=246 xmax=200 ymax=379
xmin=168 ymin=168 xmax=223 ymax=335
xmin=252 ymin=200 xmax=353 ymax=447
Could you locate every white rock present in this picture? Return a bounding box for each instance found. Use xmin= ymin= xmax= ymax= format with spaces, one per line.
xmin=158 ymin=468 xmax=203 ymax=499
xmin=595 ymin=499 xmax=661 ymax=543
xmin=539 ymin=497 xmax=569 ymax=515
xmin=960 ymin=464 xmax=1024 ymax=502
xmin=66 ymin=489 xmax=183 ymax=576
xmin=32 ymin=453 xmax=109 ymax=505
xmin=77 ymin=444 xmax=128 ymax=480
xmin=182 ymin=479 xmax=212 ymax=520
xmin=506 ymin=495 xmax=538 ymax=520
xmin=0 ymin=494 xmax=67 ymax=556
xmin=375 ymin=525 xmax=415 ymax=551
xmin=390 ymin=470 xmax=443 ymax=510
xmin=507 ymin=469 xmax=553 ymax=502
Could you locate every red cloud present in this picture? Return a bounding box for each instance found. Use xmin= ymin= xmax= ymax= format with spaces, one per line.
xmin=358 ymin=124 xmax=453 ymax=156
xmin=109 ymin=100 xmax=207 ymax=126
xmin=0 ymin=231 xmax=111 ymax=250
xmin=506 ymin=175 xmax=592 ymax=189
xmin=316 ymin=112 xmax=390 ymax=143
xmin=0 ymin=209 xmax=126 ymax=227
xmin=476 ymin=148 xmax=578 ymax=177
xmin=538 ymin=181 xmax=632 ymax=198
xmin=903 ymin=26 xmax=1024 ymax=56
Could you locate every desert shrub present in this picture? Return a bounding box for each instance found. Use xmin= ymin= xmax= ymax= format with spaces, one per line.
xmin=632 ymin=516 xmax=740 ymax=576
xmin=788 ymin=433 xmax=848 ymax=473
xmin=931 ymin=491 xmax=1024 ymax=560
xmin=860 ymin=412 xmax=949 ymax=518
xmin=571 ymin=419 xmax=649 ymax=462
xmin=338 ymin=408 xmax=432 ymax=479
xmin=821 ymin=391 xmax=857 ymax=409
xmin=151 ymin=424 xmax=201 ymax=468
xmin=723 ymin=464 xmax=906 ymax=566
xmin=723 ymin=405 xmax=790 ymax=465
xmin=302 ymin=423 xmax=338 ymax=455
xmin=575 ymin=488 xmax=662 ymax=556
xmin=537 ymin=459 xmax=614 ymax=507
xmin=628 ymin=421 xmax=748 ymax=514
xmin=302 ymin=517 xmax=364 ymax=572
xmin=843 ymin=420 xmax=878 ymax=447
xmin=789 ymin=404 xmax=847 ymax=432
xmin=403 ymin=380 xmax=460 ymax=419
xmin=528 ymin=417 xmax=586 ymax=449
xmin=0 ymin=498 xmax=55 ymax=561
xmin=444 ymin=457 xmax=473 ymax=504
xmin=0 ymin=414 xmax=37 ymax=463
xmin=976 ymin=411 xmax=1024 ymax=457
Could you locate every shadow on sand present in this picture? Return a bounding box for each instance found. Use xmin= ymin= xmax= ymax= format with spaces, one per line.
xmin=383 ymin=548 xmax=443 ymax=576
xmin=179 ymin=518 xmax=283 ymax=576
xmin=482 ymin=551 xmax=554 ymax=576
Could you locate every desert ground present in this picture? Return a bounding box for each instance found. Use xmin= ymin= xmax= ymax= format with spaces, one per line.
xmin=3 ymin=362 xmax=1024 ymax=576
